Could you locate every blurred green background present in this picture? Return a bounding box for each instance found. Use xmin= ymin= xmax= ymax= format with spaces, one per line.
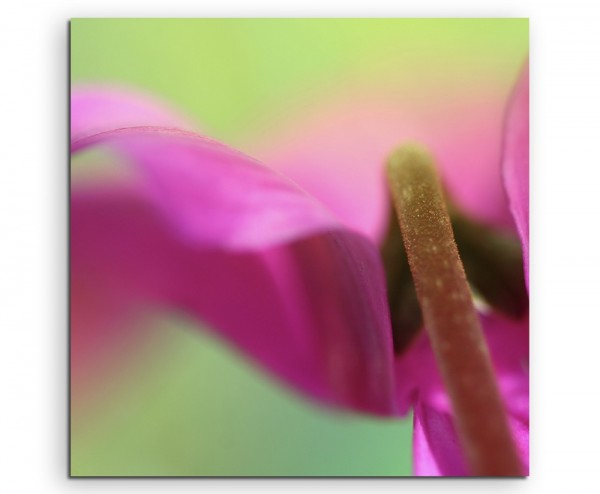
xmin=70 ymin=18 xmax=528 ymax=476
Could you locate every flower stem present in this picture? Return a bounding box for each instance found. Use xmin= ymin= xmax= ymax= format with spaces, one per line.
xmin=387 ymin=145 xmax=523 ymax=476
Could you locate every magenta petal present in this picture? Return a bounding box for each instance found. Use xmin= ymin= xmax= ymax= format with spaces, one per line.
xmin=413 ymin=401 xmax=469 ymax=476
xmin=71 ymin=126 xmax=396 ymax=415
xmin=413 ymin=402 xmax=529 ymax=476
xmin=73 ymin=128 xmax=344 ymax=250
xmin=503 ymin=63 xmax=530 ymax=287
xmin=71 ymin=86 xmax=195 ymax=142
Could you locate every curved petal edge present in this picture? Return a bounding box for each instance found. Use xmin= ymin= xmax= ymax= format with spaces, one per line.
xmin=71 ymin=96 xmax=397 ymax=415
xmin=502 ymin=62 xmax=530 ymax=288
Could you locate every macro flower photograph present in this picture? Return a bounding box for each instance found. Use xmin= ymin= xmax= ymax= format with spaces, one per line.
xmin=70 ymin=18 xmax=529 ymax=477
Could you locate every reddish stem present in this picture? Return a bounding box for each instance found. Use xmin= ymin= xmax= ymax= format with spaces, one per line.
xmin=387 ymin=145 xmax=522 ymax=476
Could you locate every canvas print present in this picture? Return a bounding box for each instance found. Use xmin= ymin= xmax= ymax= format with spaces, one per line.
xmin=70 ymin=18 xmax=529 ymax=477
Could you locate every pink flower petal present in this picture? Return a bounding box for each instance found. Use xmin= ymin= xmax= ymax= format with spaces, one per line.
xmin=412 ymin=402 xmax=529 ymax=476
xmin=502 ymin=62 xmax=530 ymax=288
xmin=73 ymin=128 xmax=344 ymax=251
xmin=71 ymin=119 xmax=396 ymax=414
xmin=71 ymin=86 xmax=196 ymax=142
xmin=413 ymin=401 xmax=529 ymax=477
xmin=413 ymin=401 xmax=469 ymax=476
